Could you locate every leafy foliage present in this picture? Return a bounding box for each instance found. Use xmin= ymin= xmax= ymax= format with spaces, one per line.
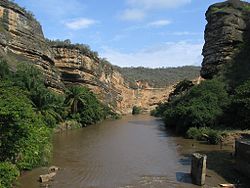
xmin=168 ymin=79 xmax=194 ymax=102
xmin=153 ymin=79 xmax=230 ymax=134
xmin=0 ymin=59 xmax=10 ymax=79
xmin=226 ymin=80 xmax=250 ymax=129
xmin=0 ymin=162 xmax=19 ymax=188
xmin=132 ymin=106 xmax=142 ymax=115
xmin=48 ymin=39 xmax=99 ymax=61
xmin=186 ymin=127 xmax=222 ymax=145
xmin=0 ymin=59 xmax=115 ymax=187
xmin=65 ymin=86 xmax=110 ymax=126
xmin=0 ymin=81 xmax=52 ymax=170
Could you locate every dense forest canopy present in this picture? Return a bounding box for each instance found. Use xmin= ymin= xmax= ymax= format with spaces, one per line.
xmin=115 ymin=66 xmax=201 ymax=88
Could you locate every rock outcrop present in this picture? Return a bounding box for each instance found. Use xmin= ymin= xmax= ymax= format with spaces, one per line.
xmin=0 ymin=0 xmax=62 ymax=89
xmin=201 ymin=0 xmax=250 ymax=79
xmin=0 ymin=0 xmax=171 ymax=114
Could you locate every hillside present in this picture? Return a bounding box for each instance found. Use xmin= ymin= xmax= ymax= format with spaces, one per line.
xmin=115 ymin=66 xmax=200 ymax=88
xmin=0 ymin=0 xmax=187 ymax=114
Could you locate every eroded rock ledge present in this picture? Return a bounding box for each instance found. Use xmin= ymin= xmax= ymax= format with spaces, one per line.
xmin=201 ymin=0 xmax=250 ymax=79
xmin=0 ymin=0 xmax=171 ymax=114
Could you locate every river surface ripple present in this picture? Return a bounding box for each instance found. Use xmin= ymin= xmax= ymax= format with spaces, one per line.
xmin=18 ymin=115 xmax=233 ymax=188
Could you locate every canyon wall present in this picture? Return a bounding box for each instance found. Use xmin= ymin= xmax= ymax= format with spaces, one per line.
xmin=201 ymin=0 xmax=250 ymax=79
xmin=0 ymin=0 xmax=170 ymax=114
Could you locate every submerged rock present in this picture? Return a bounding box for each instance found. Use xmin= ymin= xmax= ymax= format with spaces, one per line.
xmin=39 ymin=172 xmax=56 ymax=183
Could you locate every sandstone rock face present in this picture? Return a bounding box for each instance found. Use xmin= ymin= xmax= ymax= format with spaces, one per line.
xmin=201 ymin=0 xmax=250 ymax=79
xmin=51 ymin=45 xmax=172 ymax=114
xmin=0 ymin=0 xmax=62 ymax=89
xmin=0 ymin=0 xmax=171 ymax=114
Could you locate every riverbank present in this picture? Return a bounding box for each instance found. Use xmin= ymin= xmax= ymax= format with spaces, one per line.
xmin=17 ymin=115 xmax=250 ymax=188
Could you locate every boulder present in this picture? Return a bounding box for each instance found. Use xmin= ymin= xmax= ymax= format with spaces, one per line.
xmin=39 ymin=172 xmax=56 ymax=183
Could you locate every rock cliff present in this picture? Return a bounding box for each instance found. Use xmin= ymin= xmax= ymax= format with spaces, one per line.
xmin=201 ymin=0 xmax=250 ymax=79
xmin=0 ymin=0 xmax=62 ymax=89
xmin=0 ymin=0 xmax=171 ymax=114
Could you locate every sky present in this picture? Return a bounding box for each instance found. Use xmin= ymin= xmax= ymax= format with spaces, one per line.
xmin=14 ymin=0 xmax=250 ymax=68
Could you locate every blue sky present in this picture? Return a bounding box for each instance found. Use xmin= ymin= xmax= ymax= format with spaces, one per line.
xmin=14 ymin=0 xmax=250 ymax=67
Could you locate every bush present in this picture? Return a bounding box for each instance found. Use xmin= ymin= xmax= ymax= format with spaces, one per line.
xmin=186 ymin=127 xmax=222 ymax=145
xmin=227 ymin=80 xmax=250 ymax=129
xmin=0 ymin=82 xmax=52 ymax=170
xmin=132 ymin=106 xmax=141 ymax=115
xmin=163 ymin=79 xmax=230 ymax=133
xmin=186 ymin=127 xmax=201 ymax=140
xmin=0 ymin=162 xmax=19 ymax=188
xmin=0 ymin=59 xmax=10 ymax=79
xmin=168 ymin=79 xmax=194 ymax=102
xmin=65 ymin=86 xmax=111 ymax=126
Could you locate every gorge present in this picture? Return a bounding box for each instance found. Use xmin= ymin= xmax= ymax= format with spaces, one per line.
xmin=1 ymin=0 xmax=250 ymax=188
xmin=0 ymin=0 xmax=200 ymax=114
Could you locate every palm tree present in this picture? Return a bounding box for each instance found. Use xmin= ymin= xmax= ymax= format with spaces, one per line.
xmin=31 ymin=86 xmax=63 ymax=124
xmin=65 ymin=86 xmax=87 ymax=114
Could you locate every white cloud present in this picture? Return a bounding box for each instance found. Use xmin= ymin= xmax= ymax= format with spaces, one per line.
xmin=64 ymin=18 xmax=98 ymax=30
xmin=120 ymin=9 xmax=146 ymax=21
xmin=120 ymin=0 xmax=192 ymax=21
xmin=101 ymin=41 xmax=203 ymax=68
xmin=147 ymin=20 xmax=171 ymax=27
xmin=127 ymin=0 xmax=192 ymax=10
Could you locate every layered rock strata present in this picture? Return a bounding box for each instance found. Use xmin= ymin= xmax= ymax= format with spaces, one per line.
xmin=201 ymin=0 xmax=250 ymax=79
xmin=0 ymin=0 xmax=171 ymax=113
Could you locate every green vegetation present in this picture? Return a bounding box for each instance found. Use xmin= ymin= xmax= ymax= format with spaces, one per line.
xmin=132 ymin=106 xmax=142 ymax=115
xmin=187 ymin=127 xmax=222 ymax=145
xmin=153 ymin=76 xmax=250 ymax=144
xmin=243 ymin=5 xmax=250 ymax=11
xmin=47 ymin=39 xmax=99 ymax=61
xmin=210 ymin=7 xmax=228 ymax=13
xmin=226 ymin=80 xmax=250 ymax=129
xmin=0 ymin=162 xmax=19 ymax=188
xmin=115 ymin=66 xmax=200 ymax=88
xmin=0 ymin=59 xmax=117 ymax=186
xmin=65 ymin=86 xmax=111 ymax=126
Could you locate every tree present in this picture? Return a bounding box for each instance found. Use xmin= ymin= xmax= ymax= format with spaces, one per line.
xmin=65 ymin=86 xmax=87 ymax=114
xmin=161 ymin=80 xmax=230 ymax=133
xmin=30 ymin=86 xmax=63 ymax=127
xmin=0 ymin=82 xmax=51 ymax=169
xmin=14 ymin=63 xmax=44 ymax=91
xmin=0 ymin=59 xmax=10 ymax=79
xmin=227 ymin=80 xmax=250 ymax=129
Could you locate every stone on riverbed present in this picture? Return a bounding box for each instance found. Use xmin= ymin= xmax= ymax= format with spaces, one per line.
xmin=39 ymin=172 xmax=56 ymax=183
xmin=48 ymin=166 xmax=59 ymax=173
xmin=191 ymin=153 xmax=207 ymax=186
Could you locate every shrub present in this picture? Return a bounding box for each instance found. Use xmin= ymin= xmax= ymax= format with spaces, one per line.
xmin=0 ymin=162 xmax=19 ymax=188
xmin=150 ymin=109 xmax=157 ymax=116
xmin=227 ymin=80 xmax=250 ymax=129
xmin=207 ymin=129 xmax=221 ymax=145
xmin=65 ymin=86 xmax=109 ymax=126
xmin=186 ymin=127 xmax=222 ymax=145
xmin=163 ymin=79 xmax=230 ymax=133
xmin=186 ymin=127 xmax=201 ymax=140
xmin=0 ymin=82 xmax=52 ymax=170
xmin=0 ymin=59 xmax=10 ymax=79
xmin=132 ymin=106 xmax=141 ymax=115
xmin=168 ymin=79 xmax=194 ymax=102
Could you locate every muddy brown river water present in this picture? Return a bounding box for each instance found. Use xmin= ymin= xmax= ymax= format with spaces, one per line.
xmin=18 ymin=115 xmax=240 ymax=188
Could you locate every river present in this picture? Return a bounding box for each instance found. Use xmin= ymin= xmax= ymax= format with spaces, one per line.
xmin=18 ymin=115 xmax=235 ymax=188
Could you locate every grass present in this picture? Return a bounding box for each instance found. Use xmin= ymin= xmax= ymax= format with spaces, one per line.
xmin=243 ymin=5 xmax=250 ymax=12
xmin=187 ymin=127 xmax=250 ymax=145
xmin=211 ymin=7 xmax=228 ymax=13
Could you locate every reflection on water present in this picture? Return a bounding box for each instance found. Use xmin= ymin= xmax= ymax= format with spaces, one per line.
xmin=18 ymin=115 xmax=234 ymax=188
